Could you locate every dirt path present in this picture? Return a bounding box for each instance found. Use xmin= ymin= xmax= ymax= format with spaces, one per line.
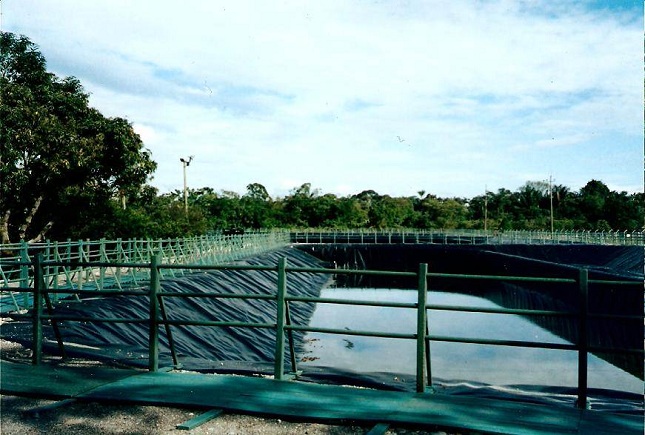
xmin=0 ymin=395 xmax=374 ymax=435
xmin=0 ymin=339 xmax=457 ymax=434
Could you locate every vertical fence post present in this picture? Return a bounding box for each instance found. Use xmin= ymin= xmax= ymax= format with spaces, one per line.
xmin=285 ymin=301 xmax=298 ymax=375
xmin=116 ymin=238 xmax=125 ymax=287
xmin=576 ymin=268 xmax=589 ymax=409
xmin=424 ymin=264 xmax=433 ymax=391
xmin=32 ymin=254 xmax=44 ymax=365
xmin=77 ymin=239 xmax=84 ymax=291
xmin=416 ymin=263 xmax=428 ymax=393
xmin=64 ymin=240 xmax=73 ymax=290
xmin=274 ymin=257 xmax=287 ymax=380
xmin=44 ymin=240 xmax=52 ymax=301
xmin=20 ymin=241 xmax=29 ymax=309
xmin=157 ymin=294 xmax=179 ymax=368
xmin=149 ymin=252 xmax=161 ymax=372
xmin=99 ymin=239 xmax=107 ymax=291
xmin=52 ymin=241 xmax=60 ymax=294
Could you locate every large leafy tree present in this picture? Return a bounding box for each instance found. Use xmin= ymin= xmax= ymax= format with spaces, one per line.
xmin=368 ymin=195 xmax=415 ymax=228
xmin=414 ymin=195 xmax=468 ymax=229
xmin=0 ymin=32 xmax=156 ymax=243
xmin=241 ymin=183 xmax=279 ymax=228
xmin=282 ymin=183 xmax=321 ymax=227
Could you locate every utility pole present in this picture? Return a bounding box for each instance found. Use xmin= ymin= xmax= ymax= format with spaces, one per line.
xmin=180 ymin=156 xmax=194 ymax=216
xmin=549 ymin=175 xmax=554 ymax=235
xmin=484 ymin=185 xmax=488 ymax=232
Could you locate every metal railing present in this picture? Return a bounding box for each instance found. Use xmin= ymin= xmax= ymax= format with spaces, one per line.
xmin=8 ymin=254 xmax=642 ymax=410
xmin=290 ymin=229 xmax=645 ymax=245
xmin=0 ymin=232 xmax=290 ymax=312
xmin=2 ymin=228 xmax=642 ymax=311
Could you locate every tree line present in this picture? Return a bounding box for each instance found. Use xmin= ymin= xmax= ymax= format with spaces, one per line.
xmin=1 ymin=32 xmax=642 ymax=243
xmin=92 ymin=179 xmax=640 ymax=240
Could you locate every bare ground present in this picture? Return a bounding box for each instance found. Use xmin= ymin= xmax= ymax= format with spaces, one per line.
xmin=0 ymin=339 xmax=462 ymax=434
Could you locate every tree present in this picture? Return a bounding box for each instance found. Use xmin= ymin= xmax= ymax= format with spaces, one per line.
xmin=241 ymin=183 xmax=278 ymax=228
xmin=415 ymin=196 xmax=468 ymax=229
xmin=368 ymin=195 xmax=415 ymax=229
xmin=577 ymin=179 xmax=611 ymax=227
xmin=244 ymin=183 xmax=270 ymax=202
xmin=0 ymin=32 xmax=156 ymax=243
xmin=325 ymin=197 xmax=369 ymax=228
xmin=516 ymin=181 xmax=548 ymax=220
xmin=282 ymin=183 xmax=321 ymax=227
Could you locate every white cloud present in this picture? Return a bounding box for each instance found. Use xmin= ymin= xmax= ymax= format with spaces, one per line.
xmin=3 ymin=0 xmax=642 ymax=198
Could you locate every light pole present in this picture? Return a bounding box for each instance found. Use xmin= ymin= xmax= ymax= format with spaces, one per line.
xmin=180 ymin=156 xmax=193 ymax=216
xmin=548 ymin=175 xmax=554 ymax=235
xmin=484 ymin=186 xmax=488 ymax=232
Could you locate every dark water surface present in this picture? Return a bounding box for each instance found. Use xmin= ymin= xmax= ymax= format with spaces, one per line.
xmin=300 ymin=288 xmax=642 ymax=395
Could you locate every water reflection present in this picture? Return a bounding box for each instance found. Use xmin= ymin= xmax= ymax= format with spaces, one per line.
xmin=300 ymin=288 xmax=642 ymax=395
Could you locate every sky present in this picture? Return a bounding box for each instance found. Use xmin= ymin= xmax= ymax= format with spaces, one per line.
xmin=2 ymin=0 xmax=643 ymax=199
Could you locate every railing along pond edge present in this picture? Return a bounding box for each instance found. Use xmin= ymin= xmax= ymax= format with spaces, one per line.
xmin=11 ymin=253 xmax=644 ymax=410
xmin=3 ymin=229 xmax=642 ymax=312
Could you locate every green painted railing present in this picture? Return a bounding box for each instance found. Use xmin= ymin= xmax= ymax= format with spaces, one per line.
xmin=9 ymin=254 xmax=643 ymax=410
xmin=2 ymin=228 xmax=642 ymax=312
xmin=0 ymin=232 xmax=290 ymax=312
xmin=290 ymin=229 xmax=645 ymax=245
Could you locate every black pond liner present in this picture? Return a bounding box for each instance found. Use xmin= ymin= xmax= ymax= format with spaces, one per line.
xmin=2 ymin=247 xmax=331 ymax=369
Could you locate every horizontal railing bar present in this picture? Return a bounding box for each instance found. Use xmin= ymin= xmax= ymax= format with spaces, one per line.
xmin=36 ymin=261 xmax=149 ymax=269
xmin=0 ymin=261 xmax=33 ymax=267
xmin=0 ymin=287 xmax=34 ymax=292
xmin=42 ymin=315 xmax=147 ymax=324
xmin=427 ymin=335 xmax=577 ymax=351
xmin=287 ymin=267 xmax=415 ymax=277
xmin=288 ymin=327 xmax=619 ymax=353
xmin=286 ymin=324 xmax=416 ymax=340
xmin=162 ymin=319 xmax=275 ymax=329
xmin=426 ymin=272 xmax=575 ymax=284
xmin=1 ymin=260 xmax=278 ymax=273
xmin=425 ymin=304 xmax=577 ymax=317
xmin=286 ymin=295 xmax=417 ymax=308
xmin=27 ymin=317 xmax=645 ymax=355
xmin=291 ymin=266 xmax=601 ymax=285
xmin=3 ymin=264 xmax=639 ymax=288
xmin=40 ymin=289 xmax=148 ymax=297
xmin=157 ymin=292 xmax=275 ymax=300
xmin=160 ymin=264 xmax=275 ymax=272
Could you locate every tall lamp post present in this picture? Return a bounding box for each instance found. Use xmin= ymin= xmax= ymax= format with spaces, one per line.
xmin=484 ymin=186 xmax=488 ymax=233
xmin=548 ymin=174 xmax=554 ymax=235
xmin=180 ymin=156 xmax=194 ymax=216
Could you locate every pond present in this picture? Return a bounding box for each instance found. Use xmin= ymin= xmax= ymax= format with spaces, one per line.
xmin=299 ymin=288 xmax=642 ymax=396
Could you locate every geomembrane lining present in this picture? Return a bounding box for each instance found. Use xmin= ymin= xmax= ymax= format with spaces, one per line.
xmin=2 ymin=247 xmax=330 ymax=369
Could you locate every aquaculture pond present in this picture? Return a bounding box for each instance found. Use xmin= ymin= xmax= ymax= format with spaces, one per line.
xmin=300 ymin=288 xmax=642 ymax=396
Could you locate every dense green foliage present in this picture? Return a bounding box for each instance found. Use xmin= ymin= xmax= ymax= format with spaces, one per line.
xmin=1 ymin=32 xmax=642 ymax=242
xmin=102 ymin=180 xmax=642 ymax=239
xmin=1 ymin=32 xmax=156 ymax=243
